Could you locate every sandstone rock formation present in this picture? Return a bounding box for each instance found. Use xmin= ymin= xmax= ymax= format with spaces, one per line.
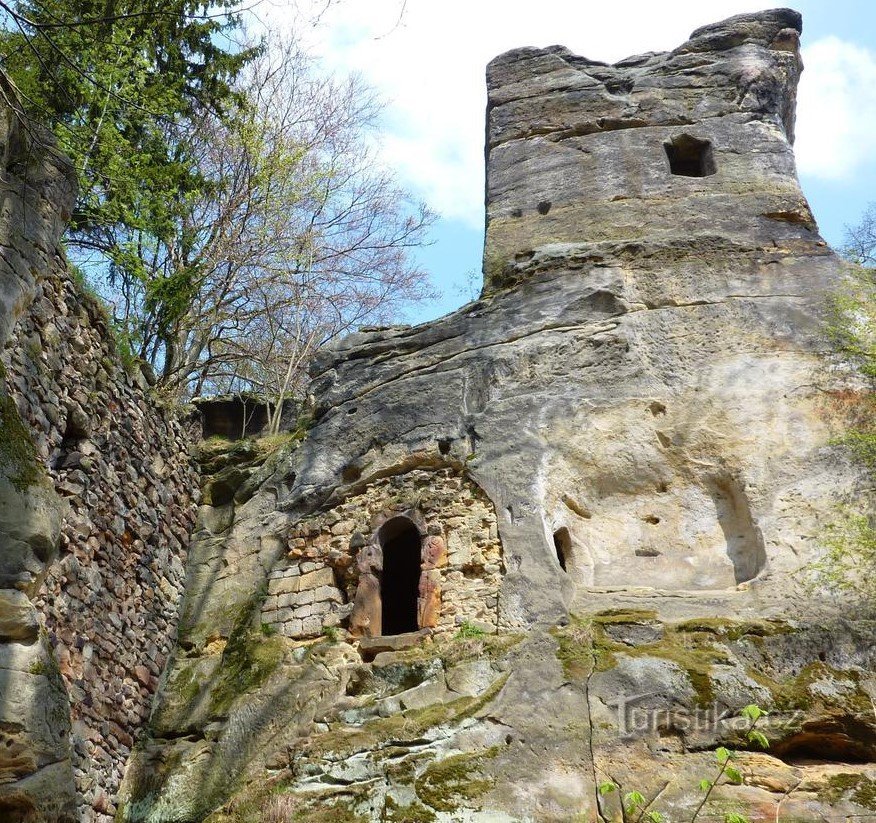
xmin=116 ymin=8 xmax=876 ymax=823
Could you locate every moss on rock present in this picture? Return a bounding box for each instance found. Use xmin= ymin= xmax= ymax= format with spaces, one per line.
xmin=382 ymin=796 xmax=436 ymax=822
xmin=209 ymin=623 xmax=286 ymax=719
xmin=0 ymin=388 xmax=45 ymax=491
xmin=414 ymin=748 xmax=498 ymax=812
xmin=819 ymin=773 xmax=876 ymax=810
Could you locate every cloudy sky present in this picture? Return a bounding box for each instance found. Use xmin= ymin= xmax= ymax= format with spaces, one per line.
xmin=267 ymin=0 xmax=876 ymax=322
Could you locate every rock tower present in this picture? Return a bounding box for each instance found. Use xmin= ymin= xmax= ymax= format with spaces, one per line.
xmin=117 ymin=9 xmax=876 ymax=822
xmin=6 ymin=8 xmax=871 ymax=823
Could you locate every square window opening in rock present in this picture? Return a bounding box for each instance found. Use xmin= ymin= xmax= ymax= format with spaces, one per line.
xmin=664 ymin=134 xmax=716 ymax=177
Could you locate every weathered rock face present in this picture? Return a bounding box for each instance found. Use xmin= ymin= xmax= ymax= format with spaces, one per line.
xmin=0 ymin=94 xmax=79 ymax=823
xmin=121 ymin=9 xmax=875 ymax=823
xmin=483 ymin=7 xmax=811 ymax=291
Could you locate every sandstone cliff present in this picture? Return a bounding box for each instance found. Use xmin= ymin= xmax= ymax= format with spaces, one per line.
xmin=116 ymin=9 xmax=876 ymax=823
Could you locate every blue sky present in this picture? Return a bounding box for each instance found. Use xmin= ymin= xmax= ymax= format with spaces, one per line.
xmin=282 ymin=1 xmax=876 ymax=324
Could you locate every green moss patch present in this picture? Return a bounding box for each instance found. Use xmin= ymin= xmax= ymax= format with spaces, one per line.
xmin=414 ymin=748 xmax=498 ymax=812
xmin=746 ymin=660 xmax=873 ymax=714
xmin=306 ymin=674 xmax=509 ymax=761
xmin=205 ymin=787 xmax=368 ymax=823
xmin=562 ymin=611 xmax=747 ymax=706
xmin=382 ymin=796 xmax=436 ymax=822
xmin=819 ymin=773 xmax=876 ymax=810
xmin=550 ymin=615 xmax=594 ymax=680
xmin=675 ymin=617 xmax=794 ymax=641
xmin=0 ymin=390 xmax=45 ymax=491
xmin=202 ymin=465 xmax=250 ymax=506
xmin=209 ymin=593 xmax=286 ymax=718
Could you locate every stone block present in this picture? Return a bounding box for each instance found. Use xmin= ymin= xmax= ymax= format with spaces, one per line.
xmin=0 ymin=589 xmax=39 ymax=642
xmin=301 ymin=616 xmax=322 ymax=636
xmin=297 ymin=567 xmax=335 ymax=591
xmin=313 ymin=585 xmax=343 ymax=604
xmin=268 ymin=576 xmax=300 ymax=596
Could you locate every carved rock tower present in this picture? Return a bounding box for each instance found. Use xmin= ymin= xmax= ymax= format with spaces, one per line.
xmin=119 ymin=10 xmax=876 ymax=823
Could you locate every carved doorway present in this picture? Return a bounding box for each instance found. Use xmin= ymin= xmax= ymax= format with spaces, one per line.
xmin=379 ymin=517 xmax=422 ymax=635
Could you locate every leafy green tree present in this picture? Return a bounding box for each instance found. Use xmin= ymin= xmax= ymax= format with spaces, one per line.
xmin=81 ymin=36 xmax=434 ymax=397
xmin=804 ymin=206 xmax=876 ymax=598
xmin=0 ymin=1 xmax=255 ymax=250
xmin=0 ymin=3 xmax=433 ymax=401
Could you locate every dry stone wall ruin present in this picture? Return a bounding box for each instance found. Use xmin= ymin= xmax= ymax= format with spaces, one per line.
xmin=2 ymin=272 xmax=198 ymax=822
xmin=0 ymin=103 xmax=198 ymax=822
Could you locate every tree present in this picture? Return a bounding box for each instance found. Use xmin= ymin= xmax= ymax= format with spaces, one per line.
xmin=836 ymin=205 xmax=876 ymax=382
xmin=0 ymin=4 xmax=435 ymax=407
xmin=91 ymin=37 xmax=435 ymax=402
xmin=842 ymin=203 xmax=876 ymax=269
xmin=0 ymin=0 xmax=256 ymax=256
xmin=805 ymin=205 xmax=876 ymax=599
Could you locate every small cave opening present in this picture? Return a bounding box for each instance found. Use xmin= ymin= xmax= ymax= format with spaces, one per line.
xmin=553 ymin=527 xmax=572 ymax=573
xmin=664 ymin=134 xmax=716 ymax=178
xmin=379 ymin=517 xmax=422 ymax=636
xmin=772 ymin=728 xmax=876 ymax=766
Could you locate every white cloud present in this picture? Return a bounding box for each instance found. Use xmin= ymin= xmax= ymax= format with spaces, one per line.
xmin=264 ymin=2 xmax=870 ymax=224
xmin=796 ymin=36 xmax=876 ymax=181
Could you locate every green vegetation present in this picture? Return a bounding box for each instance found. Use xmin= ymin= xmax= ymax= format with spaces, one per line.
xmin=1 ymin=3 xmax=433 ymax=401
xmin=414 ymin=748 xmax=498 ymax=812
xmin=382 ymin=796 xmax=436 ymax=822
xmin=819 ymin=773 xmax=876 ymax=810
xmin=209 ymin=594 xmax=286 ymax=718
xmin=0 ymin=388 xmax=45 ymax=491
xmin=805 ymin=215 xmax=876 ymax=597
xmin=746 ymin=659 xmax=872 ymax=714
xmin=455 ymin=621 xmax=487 ymax=639
xmin=553 ymin=610 xmax=736 ymax=707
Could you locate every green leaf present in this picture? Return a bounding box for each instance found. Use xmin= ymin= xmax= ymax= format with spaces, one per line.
xmin=646 ymin=812 xmax=665 ymax=823
xmin=747 ymin=730 xmax=770 ymax=750
xmin=623 ymin=791 xmax=647 ymax=812
xmin=715 ymin=746 xmax=731 ymax=764
xmin=598 ymin=781 xmax=617 ymax=795
xmin=724 ymin=814 xmax=751 ymax=823
xmin=740 ymin=704 xmax=765 ymax=722
xmin=698 ymin=779 xmax=713 ymax=792
xmin=725 ymin=766 xmax=743 ymax=785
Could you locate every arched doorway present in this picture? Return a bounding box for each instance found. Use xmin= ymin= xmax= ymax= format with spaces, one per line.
xmin=378 ymin=517 xmax=422 ymax=635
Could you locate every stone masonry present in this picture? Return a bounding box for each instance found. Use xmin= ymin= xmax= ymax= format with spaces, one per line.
xmin=2 ymin=270 xmax=198 ymax=822
xmin=261 ymin=467 xmax=503 ymax=639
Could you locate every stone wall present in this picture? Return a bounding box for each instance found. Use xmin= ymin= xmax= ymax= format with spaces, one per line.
xmin=261 ymin=467 xmax=503 ymax=640
xmin=0 ymin=95 xmax=79 ymax=823
xmin=2 ymin=271 xmax=199 ymax=822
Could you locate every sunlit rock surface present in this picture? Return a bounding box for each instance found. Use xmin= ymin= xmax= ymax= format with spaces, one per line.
xmin=118 ymin=9 xmax=876 ymax=823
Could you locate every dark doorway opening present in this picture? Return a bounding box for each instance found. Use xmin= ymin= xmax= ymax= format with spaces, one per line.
xmin=554 ymin=528 xmax=572 ymax=573
xmin=380 ymin=518 xmax=422 ymax=635
xmin=664 ymin=134 xmax=716 ymax=177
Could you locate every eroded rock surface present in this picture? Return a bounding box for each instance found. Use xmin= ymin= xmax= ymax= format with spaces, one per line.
xmin=119 ymin=9 xmax=875 ymax=823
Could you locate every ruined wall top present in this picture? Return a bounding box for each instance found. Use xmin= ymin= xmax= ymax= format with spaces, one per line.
xmin=483 ymin=8 xmax=814 ymax=292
